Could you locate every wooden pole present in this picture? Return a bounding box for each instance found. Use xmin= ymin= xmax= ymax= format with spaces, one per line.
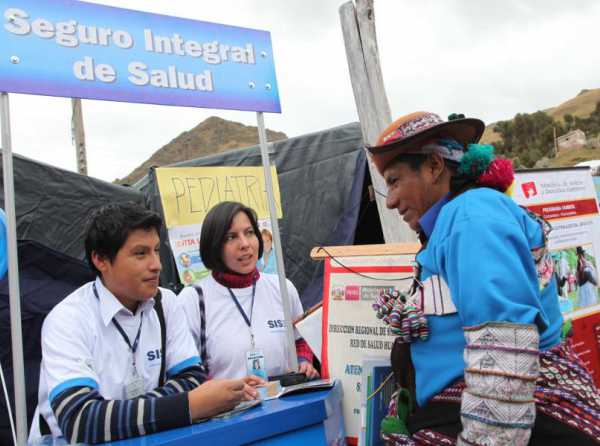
xmin=71 ymin=98 xmax=87 ymax=175
xmin=339 ymin=0 xmax=416 ymax=243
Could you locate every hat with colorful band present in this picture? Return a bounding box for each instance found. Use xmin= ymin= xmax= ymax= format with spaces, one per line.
xmin=366 ymin=111 xmax=485 ymax=174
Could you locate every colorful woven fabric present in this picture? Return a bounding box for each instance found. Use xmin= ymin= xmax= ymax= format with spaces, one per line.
xmin=459 ymin=322 xmax=539 ymax=446
xmin=383 ymin=340 xmax=600 ymax=445
xmin=535 ymin=340 xmax=600 ymax=440
xmin=373 ymin=290 xmax=429 ymax=342
xmin=383 ymin=427 xmax=456 ymax=445
xmin=379 ymin=113 xmax=446 ymax=145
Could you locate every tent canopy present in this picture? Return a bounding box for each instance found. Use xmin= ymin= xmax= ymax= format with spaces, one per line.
xmin=0 ymin=152 xmax=144 ymax=261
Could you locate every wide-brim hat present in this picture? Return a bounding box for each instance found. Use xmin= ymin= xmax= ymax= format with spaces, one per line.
xmin=367 ymin=111 xmax=485 ymax=174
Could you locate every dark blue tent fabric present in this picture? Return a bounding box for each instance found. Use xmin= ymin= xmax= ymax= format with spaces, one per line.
xmin=301 ymin=150 xmax=367 ymax=308
xmin=0 ymin=240 xmax=94 ymax=446
xmin=0 ymin=152 xmax=144 ymax=261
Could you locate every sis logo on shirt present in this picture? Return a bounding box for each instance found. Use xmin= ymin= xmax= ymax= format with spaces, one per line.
xmin=146 ymin=349 xmax=162 ymax=365
xmin=267 ymin=319 xmax=284 ymax=330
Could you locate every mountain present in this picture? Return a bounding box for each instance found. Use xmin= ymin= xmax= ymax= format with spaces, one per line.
xmin=116 ymin=116 xmax=287 ymax=185
xmin=545 ymin=88 xmax=600 ymax=121
xmin=481 ymin=88 xmax=600 ymax=144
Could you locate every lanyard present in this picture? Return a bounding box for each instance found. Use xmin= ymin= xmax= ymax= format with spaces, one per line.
xmin=227 ymin=284 xmax=256 ymax=348
xmin=93 ymin=283 xmax=144 ymax=374
xmin=111 ymin=317 xmax=144 ymax=368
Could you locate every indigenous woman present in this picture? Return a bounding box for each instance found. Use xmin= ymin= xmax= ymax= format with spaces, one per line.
xmin=367 ymin=112 xmax=599 ymax=445
xmin=178 ymin=201 xmax=319 ymax=381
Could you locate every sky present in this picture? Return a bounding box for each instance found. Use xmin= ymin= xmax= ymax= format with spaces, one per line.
xmin=4 ymin=0 xmax=600 ymax=182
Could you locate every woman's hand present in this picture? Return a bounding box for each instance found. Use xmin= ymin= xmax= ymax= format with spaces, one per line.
xmin=188 ymin=378 xmax=257 ymax=420
xmin=298 ymin=361 xmax=320 ymax=380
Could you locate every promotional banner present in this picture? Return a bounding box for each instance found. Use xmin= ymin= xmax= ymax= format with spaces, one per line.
xmin=513 ymin=168 xmax=600 ymax=318
xmin=513 ymin=167 xmax=600 ymax=381
xmin=321 ymin=254 xmax=415 ymax=445
xmin=156 ymin=166 xmax=282 ymax=284
xmin=0 ymin=0 xmax=281 ymax=112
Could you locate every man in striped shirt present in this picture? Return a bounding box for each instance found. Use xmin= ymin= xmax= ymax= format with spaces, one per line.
xmin=29 ymin=203 xmax=259 ymax=444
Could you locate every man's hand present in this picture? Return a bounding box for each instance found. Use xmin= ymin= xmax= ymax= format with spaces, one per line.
xmin=298 ymin=361 xmax=320 ymax=380
xmin=242 ymin=375 xmax=265 ymax=400
xmin=188 ymin=378 xmax=250 ymax=420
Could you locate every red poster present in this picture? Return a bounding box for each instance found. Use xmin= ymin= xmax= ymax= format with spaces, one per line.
xmin=571 ymin=311 xmax=600 ymax=387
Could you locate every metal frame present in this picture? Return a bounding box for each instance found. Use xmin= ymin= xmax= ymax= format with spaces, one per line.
xmin=1 ymin=92 xmax=27 ymax=446
xmin=256 ymin=111 xmax=298 ymax=372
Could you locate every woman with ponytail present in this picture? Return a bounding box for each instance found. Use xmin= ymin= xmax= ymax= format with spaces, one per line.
xmin=366 ymin=112 xmax=599 ymax=445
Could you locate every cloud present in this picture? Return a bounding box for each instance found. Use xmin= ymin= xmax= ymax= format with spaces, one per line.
xmin=4 ymin=0 xmax=599 ymax=181
xmin=377 ymin=1 xmax=600 ymax=124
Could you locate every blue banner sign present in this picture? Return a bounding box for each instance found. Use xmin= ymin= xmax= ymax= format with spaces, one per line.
xmin=0 ymin=0 xmax=281 ymax=112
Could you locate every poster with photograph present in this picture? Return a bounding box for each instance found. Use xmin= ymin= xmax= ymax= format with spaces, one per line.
xmin=321 ymin=253 xmax=415 ymax=445
xmin=256 ymin=219 xmax=278 ymax=275
xmin=513 ymin=167 xmax=600 ymax=381
xmin=513 ymin=167 xmax=600 ymax=318
xmin=155 ymin=166 xmax=282 ymax=285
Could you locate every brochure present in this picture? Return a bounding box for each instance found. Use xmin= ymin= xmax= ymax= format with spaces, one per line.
xmin=259 ymin=378 xmax=334 ymax=400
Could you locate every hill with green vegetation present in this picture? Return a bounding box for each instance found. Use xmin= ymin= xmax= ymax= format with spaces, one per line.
xmin=546 ymin=147 xmax=600 ymax=168
xmin=480 ymin=88 xmax=600 ymax=168
xmin=116 ymin=116 xmax=287 ymax=185
xmin=481 ymin=88 xmax=600 ymax=144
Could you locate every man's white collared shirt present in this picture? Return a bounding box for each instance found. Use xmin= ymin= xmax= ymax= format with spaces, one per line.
xmin=33 ymin=277 xmax=199 ymax=438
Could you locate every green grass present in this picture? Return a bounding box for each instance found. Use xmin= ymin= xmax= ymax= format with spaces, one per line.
xmin=549 ymin=147 xmax=600 ymax=167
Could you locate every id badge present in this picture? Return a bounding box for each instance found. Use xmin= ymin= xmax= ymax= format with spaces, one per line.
xmin=125 ymin=374 xmax=145 ymax=399
xmin=246 ymin=349 xmax=267 ymax=380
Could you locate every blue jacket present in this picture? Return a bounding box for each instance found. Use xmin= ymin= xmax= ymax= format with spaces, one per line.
xmin=412 ymin=188 xmax=562 ymax=406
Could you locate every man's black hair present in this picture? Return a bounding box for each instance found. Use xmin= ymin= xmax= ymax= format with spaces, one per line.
xmin=389 ymin=153 xmax=467 ymax=195
xmin=200 ymin=201 xmax=264 ymax=273
xmin=84 ymin=202 xmax=162 ymax=275
xmin=389 ymin=153 xmax=429 ymax=171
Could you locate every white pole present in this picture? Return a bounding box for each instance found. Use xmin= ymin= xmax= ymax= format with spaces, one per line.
xmin=256 ymin=112 xmax=298 ymax=372
xmin=1 ymin=92 xmax=27 ymax=446
xmin=0 ymin=360 xmax=17 ymax=446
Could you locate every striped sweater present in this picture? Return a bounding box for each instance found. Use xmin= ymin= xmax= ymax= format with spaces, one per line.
xmin=49 ymin=364 xmax=206 ymax=444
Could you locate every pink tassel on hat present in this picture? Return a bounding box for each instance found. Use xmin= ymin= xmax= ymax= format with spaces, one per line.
xmin=477 ymin=158 xmax=514 ymax=192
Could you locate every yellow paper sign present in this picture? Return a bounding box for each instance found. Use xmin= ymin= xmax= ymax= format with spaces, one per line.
xmin=155 ymin=166 xmax=283 ymax=228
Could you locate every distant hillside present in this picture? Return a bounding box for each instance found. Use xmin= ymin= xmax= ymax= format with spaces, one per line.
xmin=116 ymin=116 xmax=287 ymax=185
xmin=481 ymin=88 xmax=600 ymax=145
xmin=545 ymin=88 xmax=600 ymax=121
xmin=548 ymin=147 xmax=600 ymax=168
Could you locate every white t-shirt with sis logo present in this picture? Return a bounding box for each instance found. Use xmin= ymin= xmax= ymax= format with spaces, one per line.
xmin=178 ymin=273 xmax=303 ymax=379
